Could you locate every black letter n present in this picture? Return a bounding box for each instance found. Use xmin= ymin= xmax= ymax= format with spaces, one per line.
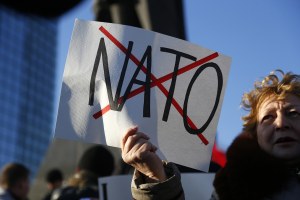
xmin=89 ymin=37 xmax=108 ymax=106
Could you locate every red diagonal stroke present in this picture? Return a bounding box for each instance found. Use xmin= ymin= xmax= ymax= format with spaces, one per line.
xmin=93 ymin=52 xmax=218 ymax=117
xmin=94 ymin=26 xmax=220 ymax=145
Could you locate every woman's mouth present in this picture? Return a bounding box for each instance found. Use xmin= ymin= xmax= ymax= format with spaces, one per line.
xmin=275 ymin=137 xmax=296 ymax=144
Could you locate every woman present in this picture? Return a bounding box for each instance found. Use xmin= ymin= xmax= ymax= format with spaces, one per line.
xmin=121 ymin=70 xmax=300 ymax=200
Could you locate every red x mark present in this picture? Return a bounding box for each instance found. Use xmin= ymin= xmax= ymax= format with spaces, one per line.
xmin=93 ymin=26 xmax=220 ymax=145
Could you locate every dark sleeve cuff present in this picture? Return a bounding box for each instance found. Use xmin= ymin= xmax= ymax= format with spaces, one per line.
xmin=131 ymin=161 xmax=184 ymax=200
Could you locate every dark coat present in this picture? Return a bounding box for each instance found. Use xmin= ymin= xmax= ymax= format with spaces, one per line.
xmin=213 ymin=131 xmax=300 ymax=200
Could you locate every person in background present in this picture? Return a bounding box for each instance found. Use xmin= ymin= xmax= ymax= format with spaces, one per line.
xmin=0 ymin=163 xmax=30 ymax=200
xmin=52 ymin=145 xmax=115 ymax=200
xmin=42 ymin=169 xmax=63 ymax=200
xmin=121 ymin=70 xmax=300 ymax=200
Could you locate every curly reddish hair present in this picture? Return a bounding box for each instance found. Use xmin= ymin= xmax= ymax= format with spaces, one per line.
xmin=241 ymin=70 xmax=300 ymax=133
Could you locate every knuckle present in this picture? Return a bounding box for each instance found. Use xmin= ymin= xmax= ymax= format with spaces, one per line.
xmin=122 ymin=155 xmax=131 ymax=164
xmin=136 ymin=151 xmax=148 ymax=161
xmin=126 ymin=135 xmax=135 ymax=143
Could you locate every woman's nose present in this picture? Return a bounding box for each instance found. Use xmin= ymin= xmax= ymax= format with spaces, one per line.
xmin=274 ymin=113 xmax=290 ymax=131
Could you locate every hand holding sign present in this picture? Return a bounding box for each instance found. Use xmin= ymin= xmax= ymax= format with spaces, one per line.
xmin=121 ymin=127 xmax=167 ymax=182
xmin=55 ymin=19 xmax=231 ymax=171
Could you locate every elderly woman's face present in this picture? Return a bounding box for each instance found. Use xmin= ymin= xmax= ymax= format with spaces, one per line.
xmin=256 ymin=94 xmax=300 ymax=163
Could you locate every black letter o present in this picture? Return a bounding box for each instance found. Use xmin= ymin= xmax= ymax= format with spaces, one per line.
xmin=183 ymin=62 xmax=223 ymax=135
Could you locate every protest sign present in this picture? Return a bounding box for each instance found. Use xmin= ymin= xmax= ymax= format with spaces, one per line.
xmin=98 ymin=174 xmax=216 ymax=200
xmin=55 ymin=19 xmax=231 ymax=171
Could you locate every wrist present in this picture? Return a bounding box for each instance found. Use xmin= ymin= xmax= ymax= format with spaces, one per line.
xmin=145 ymin=170 xmax=167 ymax=182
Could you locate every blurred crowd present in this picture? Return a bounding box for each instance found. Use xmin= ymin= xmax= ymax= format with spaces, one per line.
xmin=0 ymin=145 xmax=131 ymax=200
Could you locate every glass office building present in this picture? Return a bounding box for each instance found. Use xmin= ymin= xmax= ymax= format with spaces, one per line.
xmin=0 ymin=5 xmax=58 ymax=175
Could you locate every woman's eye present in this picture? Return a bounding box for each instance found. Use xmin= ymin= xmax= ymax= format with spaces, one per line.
xmin=287 ymin=110 xmax=300 ymax=118
xmin=261 ymin=115 xmax=273 ymax=122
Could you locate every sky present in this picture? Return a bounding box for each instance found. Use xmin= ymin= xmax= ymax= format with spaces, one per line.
xmin=57 ymin=0 xmax=300 ymax=151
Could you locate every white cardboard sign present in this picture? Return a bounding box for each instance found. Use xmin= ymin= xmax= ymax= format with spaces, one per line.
xmin=98 ymin=174 xmax=216 ymax=200
xmin=55 ymin=19 xmax=231 ymax=171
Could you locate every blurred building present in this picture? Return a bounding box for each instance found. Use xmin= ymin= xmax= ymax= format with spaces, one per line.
xmin=0 ymin=5 xmax=57 ymax=175
xmin=0 ymin=1 xmax=82 ymax=175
